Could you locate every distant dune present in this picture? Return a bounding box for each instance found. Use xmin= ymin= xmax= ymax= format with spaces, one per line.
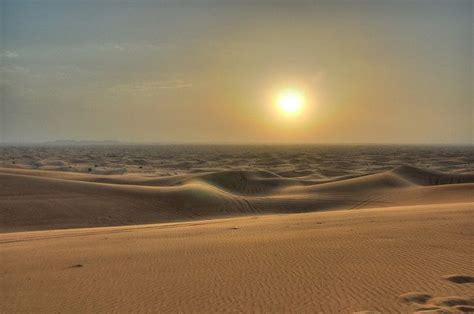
xmin=1 ymin=165 xmax=473 ymax=232
xmin=44 ymin=140 xmax=123 ymax=146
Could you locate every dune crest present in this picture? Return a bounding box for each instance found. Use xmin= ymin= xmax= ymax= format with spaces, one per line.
xmin=391 ymin=165 xmax=474 ymax=185
xmin=1 ymin=165 xmax=472 ymax=232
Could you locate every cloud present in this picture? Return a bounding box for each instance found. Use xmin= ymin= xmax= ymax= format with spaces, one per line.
xmin=0 ymin=63 xmax=92 ymax=82
xmin=97 ymin=42 xmax=171 ymax=53
xmin=109 ymin=79 xmax=192 ymax=95
xmin=30 ymin=42 xmax=174 ymax=57
xmin=1 ymin=50 xmax=20 ymax=58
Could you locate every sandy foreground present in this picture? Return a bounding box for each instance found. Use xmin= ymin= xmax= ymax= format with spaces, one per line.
xmin=1 ymin=203 xmax=473 ymax=313
xmin=1 ymin=152 xmax=473 ymax=313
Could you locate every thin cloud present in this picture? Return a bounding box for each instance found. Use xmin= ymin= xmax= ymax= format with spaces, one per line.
xmin=0 ymin=50 xmax=20 ymax=58
xmin=110 ymin=79 xmax=192 ymax=95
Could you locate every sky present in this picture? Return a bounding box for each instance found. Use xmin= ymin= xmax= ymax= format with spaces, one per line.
xmin=1 ymin=0 xmax=472 ymax=144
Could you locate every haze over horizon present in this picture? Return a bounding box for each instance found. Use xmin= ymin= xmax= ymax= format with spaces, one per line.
xmin=1 ymin=0 xmax=472 ymax=144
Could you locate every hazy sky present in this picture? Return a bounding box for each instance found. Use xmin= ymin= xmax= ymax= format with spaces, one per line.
xmin=1 ymin=0 xmax=472 ymax=144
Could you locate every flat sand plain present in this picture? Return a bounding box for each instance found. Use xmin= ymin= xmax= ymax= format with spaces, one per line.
xmin=1 ymin=145 xmax=473 ymax=312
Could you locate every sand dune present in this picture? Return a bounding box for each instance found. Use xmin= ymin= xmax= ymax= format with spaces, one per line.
xmin=2 ymin=145 xmax=472 ymax=178
xmin=1 ymin=203 xmax=473 ymax=313
xmin=1 ymin=146 xmax=473 ymax=312
xmin=391 ymin=165 xmax=474 ymax=185
xmin=1 ymin=165 xmax=473 ymax=232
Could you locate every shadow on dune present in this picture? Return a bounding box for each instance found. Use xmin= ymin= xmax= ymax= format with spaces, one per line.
xmin=0 ymin=165 xmax=473 ymax=232
xmin=391 ymin=165 xmax=474 ymax=185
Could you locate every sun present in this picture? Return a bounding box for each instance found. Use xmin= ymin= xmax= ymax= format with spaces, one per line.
xmin=276 ymin=89 xmax=305 ymax=116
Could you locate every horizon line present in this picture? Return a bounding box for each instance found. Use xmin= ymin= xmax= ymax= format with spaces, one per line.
xmin=0 ymin=140 xmax=472 ymax=146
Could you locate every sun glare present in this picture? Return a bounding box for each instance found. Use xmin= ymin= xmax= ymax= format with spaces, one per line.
xmin=276 ymin=89 xmax=305 ymax=116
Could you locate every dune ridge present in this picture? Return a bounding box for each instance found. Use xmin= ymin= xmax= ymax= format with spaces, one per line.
xmin=1 ymin=165 xmax=473 ymax=232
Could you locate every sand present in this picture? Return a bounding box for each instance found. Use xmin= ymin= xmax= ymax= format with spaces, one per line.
xmin=2 ymin=204 xmax=473 ymax=313
xmin=0 ymin=164 xmax=473 ymax=232
xmin=0 ymin=145 xmax=473 ymax=312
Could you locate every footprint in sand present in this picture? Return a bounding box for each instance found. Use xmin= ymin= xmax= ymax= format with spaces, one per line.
xmin=413 ymin=307 xmax=450 ymax=314
xmin=399 ymin=292 xmax=433 ymax=305
xmin=399 ymin=292 xmax=474 ymax=313
xmin=429 ymin=296 xmax=474 ymax=308
xmin=443 ymin=275 xmax=474 ymax=284
xmin=414 ymin=305 xmax=474 ymax=313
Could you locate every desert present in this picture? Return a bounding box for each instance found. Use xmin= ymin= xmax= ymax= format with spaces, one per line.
xmin=1 ymin=145 xmax=473 ymax=313
xmin=2 ymin=0 xmax=473 ymax=312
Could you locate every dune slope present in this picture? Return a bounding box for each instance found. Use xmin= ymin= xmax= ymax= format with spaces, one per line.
xmin=1 ymin=166 xmax=473 ymax=232
xmin=1 ymin=203 xmax=473 ymax=313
